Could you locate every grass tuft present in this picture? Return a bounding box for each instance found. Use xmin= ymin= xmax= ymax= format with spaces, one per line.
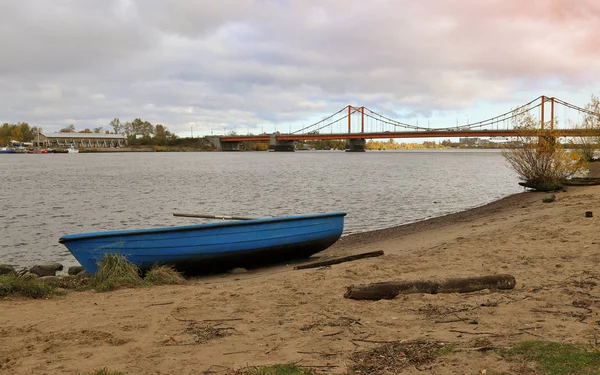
xmin=0 ymin=272 xmax=57 ymax=299
xmin=502 ymin=340 xmax=600 ymax=375
xmin=76 ymin=368 xmax=126 ymax=375
xmin=230 ymin=364 xmax=315 ymax=375
xmin=91 ymin=254 xmax=144 ymax=292
xmin=144 ymin=265 xmax=186 ymax=285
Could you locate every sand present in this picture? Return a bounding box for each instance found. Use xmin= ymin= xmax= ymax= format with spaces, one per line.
xmin=2 ymin=166 xmax=600 ymax=374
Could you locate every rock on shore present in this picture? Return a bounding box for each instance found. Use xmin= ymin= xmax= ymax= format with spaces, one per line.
xmin=67 ymin=266 xmax=86 ymax=276
xmin=29 ymin=263 xmax=64 ymax=277
xmin=0 ymin=264 xmax=15 ymax=275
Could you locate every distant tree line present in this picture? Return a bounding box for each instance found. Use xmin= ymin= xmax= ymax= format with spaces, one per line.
xmin=1 ymin=122 xmax=42 ymax=144
xmin=366 ymin=139 xmax=445 ymax=150
xmin=57 ymin=124 xmax=108 ymax=134
xmin=1 ymin=119 xmax=179 ymax=147
xmin=106 ymin=118 xmax=177 ymax=146
xmin=308 ymin=140 xmax=347 ymax=150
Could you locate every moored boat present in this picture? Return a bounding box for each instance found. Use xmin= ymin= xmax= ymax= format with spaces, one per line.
xmin=0 ymin=147 xmax=16 ymax=154
xmin=59 ymin=212 xmax=346 ymax=274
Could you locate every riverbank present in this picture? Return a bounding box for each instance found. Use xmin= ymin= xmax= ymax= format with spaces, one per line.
xmin=1 ymin=169 xmax=600 ymax=374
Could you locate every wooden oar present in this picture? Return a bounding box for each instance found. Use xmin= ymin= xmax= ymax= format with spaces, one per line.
xmin=173 ymin=212 xmax=256 ymax=220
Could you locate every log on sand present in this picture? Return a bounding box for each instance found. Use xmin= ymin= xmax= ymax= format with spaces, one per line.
xmin=294 ymin=250 xmax=384 ymax=270
xmin=344 ymin=274 xmax=516 ymax=300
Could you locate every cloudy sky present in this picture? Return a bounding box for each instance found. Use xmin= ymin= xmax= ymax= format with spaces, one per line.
xmin=1 ymin=0 xmax=599 ymax=136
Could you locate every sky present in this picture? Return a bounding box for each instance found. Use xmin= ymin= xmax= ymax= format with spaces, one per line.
xmin=1 ymin=0 xmax=599 ymax=137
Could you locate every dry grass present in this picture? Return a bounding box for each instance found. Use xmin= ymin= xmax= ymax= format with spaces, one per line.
xmin=42 ymin=259 xmax=187 ymax=294
xmin=76 ymin=369 xmax=126 ymax=375
xmin=349 ymin=340 xmax=449 ymax=374
xmin=185 ymin=322 xmax=234 ymax=344
xmin=42 ymin=274 xmax=92 ymax=291
xmin=144 ymin=265 xmax=186 ymax=285
xmin=90 ymin=254 xmax=144 ymax=292
xmin=229 ymin=365 xmax=315 ymax=375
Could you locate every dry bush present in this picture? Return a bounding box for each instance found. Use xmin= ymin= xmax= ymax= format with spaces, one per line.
xmin=568 ymin=94 xmax=600 ymax=162
xmin=503 ymin=111 xmax=587 ymax=191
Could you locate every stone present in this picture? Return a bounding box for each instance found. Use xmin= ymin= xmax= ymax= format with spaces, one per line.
xmin=68 ymin=266 xmax=85 ymax=276
xmin=29 ymin=263 xmax=63 ymax=277
xmin=542 ymin=194 xmax=556 ymax=203
xmin=51 ymin=262 xmax=64 ymax=271
xmin=228 ymin=267 xmax=248 ymax=275
xmin=0 ymin=264 xmax=15 ymax=276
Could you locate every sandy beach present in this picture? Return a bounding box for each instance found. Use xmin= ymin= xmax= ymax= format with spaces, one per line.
xmin=2 ymin=166 xmax=600 ymax=374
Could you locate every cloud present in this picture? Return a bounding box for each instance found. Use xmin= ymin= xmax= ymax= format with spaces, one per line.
xmin=1 ymin=0 xmax=598 ymax=134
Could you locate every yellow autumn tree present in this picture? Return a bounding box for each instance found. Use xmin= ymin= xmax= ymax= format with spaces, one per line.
xmin=569 ymin=94 xmax=600 ymax=162
xmin=502 ymin=110 xmax=587 ymax=191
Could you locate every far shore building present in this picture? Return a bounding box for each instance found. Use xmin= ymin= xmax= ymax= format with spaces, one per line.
xmin=36 ymin=132 xmax=127 ymax=148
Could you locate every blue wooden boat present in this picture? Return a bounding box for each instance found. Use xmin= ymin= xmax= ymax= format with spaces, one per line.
xmin=59 ymin=212 xmax=346 ymax=274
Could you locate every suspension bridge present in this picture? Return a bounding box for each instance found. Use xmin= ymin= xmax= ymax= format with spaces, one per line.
xmin=206 ymin=96 xmax=600 ymax=152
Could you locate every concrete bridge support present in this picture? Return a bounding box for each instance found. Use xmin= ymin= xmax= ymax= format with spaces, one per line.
xmin=345 ymin=138 xmax=366 ymax=152
xmin=269 ymin=134 xmax=296 ymax=152
xmin=221 ymin=141 xmax=243 ymax=151
xmin=206 ymin=136 xmax=242 ymax=151
xmin=206 ymin=136 xmax=222 ymax=151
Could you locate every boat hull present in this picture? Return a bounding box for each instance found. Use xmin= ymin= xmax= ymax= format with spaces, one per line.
xmin=59 ymin=212 xmax=346 ymax=274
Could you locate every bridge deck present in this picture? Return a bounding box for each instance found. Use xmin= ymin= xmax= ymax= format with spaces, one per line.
xmin=221 ymin=129 xmax=599 ymax=142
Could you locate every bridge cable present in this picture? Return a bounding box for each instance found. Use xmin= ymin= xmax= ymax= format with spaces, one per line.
xmin=291 ymin=106 xmax=349 ymax=134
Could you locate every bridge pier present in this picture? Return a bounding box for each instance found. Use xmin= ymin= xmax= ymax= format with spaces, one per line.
xmin=269 ymin=134 xmax=296 ymax=152
xmin=345 ymin=138 xmax=366 ymax=152
xmin=221 ymin=141 xmax=243 ymax=151
xmin=206 ymin=136 xmax=222 ymax=151
xmin=207 ymin=136 xmax=243 ymax=151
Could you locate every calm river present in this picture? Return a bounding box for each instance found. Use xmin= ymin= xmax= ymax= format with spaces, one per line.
xmin=0 ymin=150 xmax=522 ymax=267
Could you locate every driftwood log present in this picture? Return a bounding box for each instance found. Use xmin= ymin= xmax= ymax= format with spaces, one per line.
xmin=344 ymin=274 xmax=516 ymax=300
xmin=294 ymin=250 xmax=384 ymax=270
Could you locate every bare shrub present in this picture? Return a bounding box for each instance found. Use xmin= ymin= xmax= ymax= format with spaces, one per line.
xmin=569 ymin=95 xmax=600 ymax=162
xmin=503 ymin=111 xmax=587 ymax=191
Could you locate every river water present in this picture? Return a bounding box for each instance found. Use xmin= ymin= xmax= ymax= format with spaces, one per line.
xmin=0 ymin=150 xmax=522 ymax=267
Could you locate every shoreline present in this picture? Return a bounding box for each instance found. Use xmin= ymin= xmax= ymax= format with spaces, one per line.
xmin=329 ymin=160 xmax=600 ymax=255
xmin=328 ymin=191 xmax=535 ymax=255
xmin=4 ymin=160 xmax=599 ymax=272
xmin=0 ymin=182 xmax=589 ymax=274
xmin=0 ymin=192 xmax=534 ymax=273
